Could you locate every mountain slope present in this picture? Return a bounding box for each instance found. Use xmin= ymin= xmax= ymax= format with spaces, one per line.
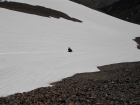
xmin=69 ymin=0 xmax=119 ymax=9
xmin=0 ymin=0 xmax=140 ymax=97
xmin=99 ymin=0 xmax=140 ymax=25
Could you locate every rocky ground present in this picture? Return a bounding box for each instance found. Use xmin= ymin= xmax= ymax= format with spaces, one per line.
xmin=0 ymin=61 xmax=140 ymax=105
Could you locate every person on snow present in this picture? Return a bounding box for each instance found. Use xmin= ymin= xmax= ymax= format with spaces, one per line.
xmin=68 ymin=47 xmax=72 ymax=52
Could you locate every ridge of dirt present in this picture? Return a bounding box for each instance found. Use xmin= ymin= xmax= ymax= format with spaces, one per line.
xmin=0 ymin=1 xmax=82 ymax=23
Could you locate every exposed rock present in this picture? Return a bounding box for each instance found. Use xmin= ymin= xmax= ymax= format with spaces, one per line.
xmin=0 ymin=1 xmax=82 ymax=23
xmin=134 ymin=37 xmax=140 ymax=50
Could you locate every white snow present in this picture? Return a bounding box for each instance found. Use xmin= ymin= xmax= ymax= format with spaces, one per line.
xmin=0 ymin=0 xmax=140 ymax=96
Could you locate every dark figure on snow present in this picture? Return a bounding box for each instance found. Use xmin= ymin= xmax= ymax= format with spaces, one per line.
xmin=68 ymin=47 xmax=72 ymax=52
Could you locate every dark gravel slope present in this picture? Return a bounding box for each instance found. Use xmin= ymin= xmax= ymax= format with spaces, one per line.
xmin=0 ymin=1 xmax=82 ymax=23
xmin=0 ymin=61 xmax=140 ymax=105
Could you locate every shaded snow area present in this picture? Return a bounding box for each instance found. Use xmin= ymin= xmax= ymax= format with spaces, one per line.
xmin=0 ymin=0 xmax=140 ymax=96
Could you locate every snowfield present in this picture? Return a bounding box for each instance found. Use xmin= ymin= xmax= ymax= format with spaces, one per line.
xmin=0 ymin=0 xmax=140 ymax=96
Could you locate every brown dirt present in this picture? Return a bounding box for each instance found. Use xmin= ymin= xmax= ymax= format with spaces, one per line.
xmin=0 ymin=1 xmax=82 ymax=23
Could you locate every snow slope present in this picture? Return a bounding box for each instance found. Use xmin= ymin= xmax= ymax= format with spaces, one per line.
xmin=0 ymin=0 xmax=140 ymax=96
